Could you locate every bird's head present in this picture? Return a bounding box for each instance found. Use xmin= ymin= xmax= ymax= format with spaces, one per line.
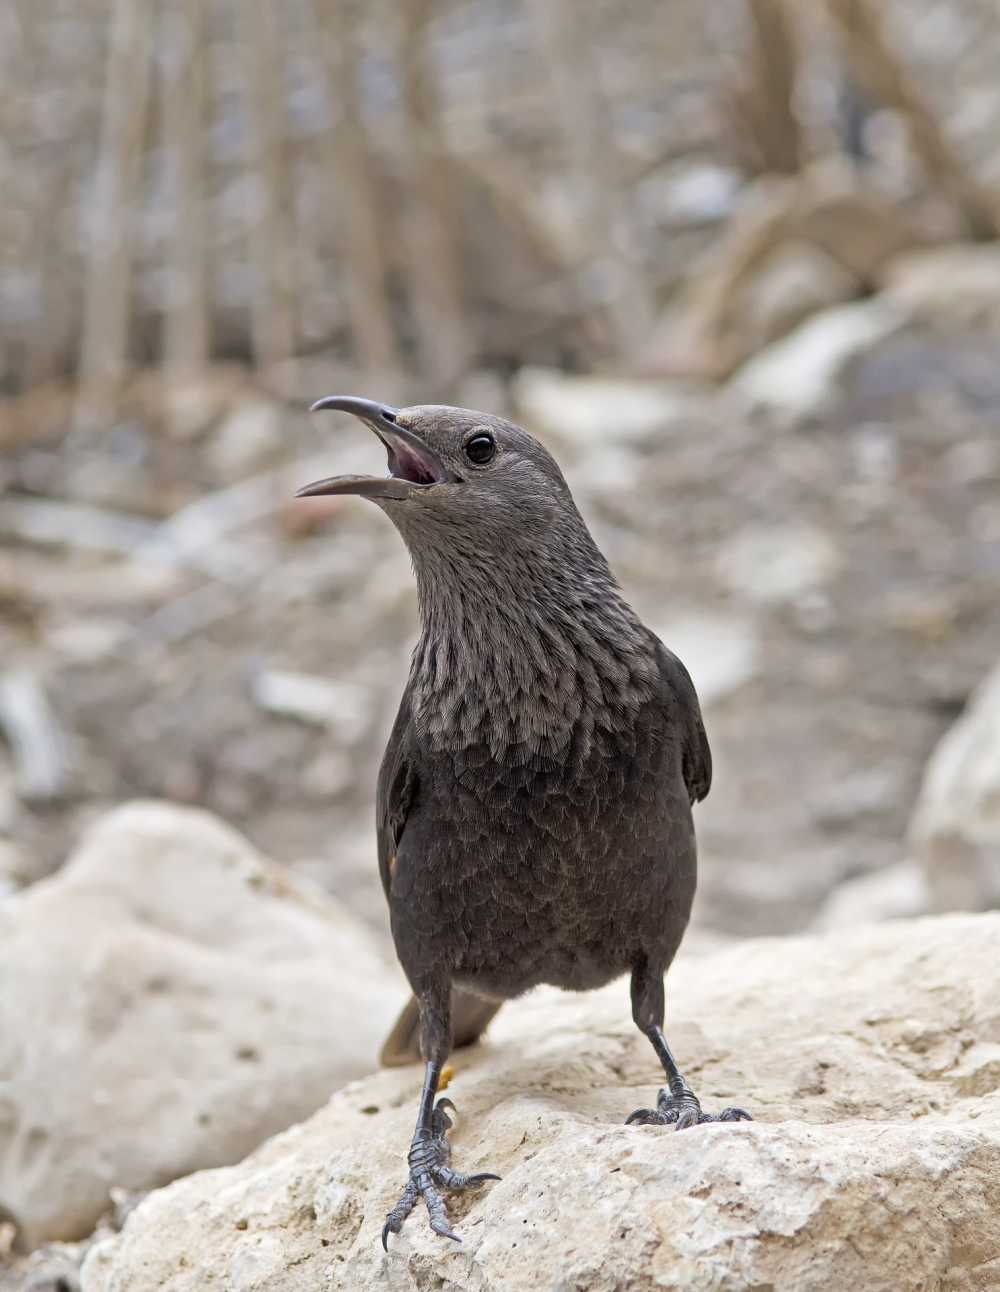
xmin=297 ymin=397 xmax=576 ymax=546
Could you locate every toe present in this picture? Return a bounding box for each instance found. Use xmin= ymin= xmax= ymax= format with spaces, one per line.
xmin=625 ymin=1107 xmax=663 ymax=1126
xmin=435 ymin=1165 xmax=502 ymax=1189
xmin=719 ymin=1106 xmax=753 ymax=1122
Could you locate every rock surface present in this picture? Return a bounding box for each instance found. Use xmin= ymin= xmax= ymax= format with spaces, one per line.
xmin=911 ymin=660 xmax=1000 ymax=913
xmin=729 ymin=298 xmax=902 ymax=418
xmin=0 ymin=802 xmax=405 ymax=1249
xmin=810 ymin=860 xmax=930 ymax=931
xmin=83 ymin=913 xmax=1000 ymax=1292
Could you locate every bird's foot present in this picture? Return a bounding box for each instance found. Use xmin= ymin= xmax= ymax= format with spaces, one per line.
xmin=626 ymin=1087 xmax=752 ymax=1130
xmin=381 ymin=1098 xmax=500 ymax=1249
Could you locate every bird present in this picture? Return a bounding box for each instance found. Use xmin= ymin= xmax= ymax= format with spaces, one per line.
xmin=297 ymin=396 xmax=752 ymax=1248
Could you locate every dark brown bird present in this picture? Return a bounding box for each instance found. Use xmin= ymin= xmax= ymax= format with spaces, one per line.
xmin=297 ymin=397 xmax=751 ymax=1247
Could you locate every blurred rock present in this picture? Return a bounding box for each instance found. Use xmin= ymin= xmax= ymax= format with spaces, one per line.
xmin=83 ymin=913 xmax=1000 ymax=1292
xmin=655 ymin=611 xmax=759 ymax=705
xmin=730 ymin=299 xmax=903 ymax=418
xmin=811 ymin=861 xmax=930 ymax=931
xmin=654 ymin=162 xmax=741 ymax=228
xmin=0 ymin=671 xmax=69 ymax=803
xmin=161 ymin=367 xmax=253 ymax=442
xmin=511 ymin=367 xmax=697 ymax=448
xmin=881 ymin=243 xmax=1000 ymax=329
xmin=0 ymin=801 xmax=405 ymax=1248
xmin=740 ymin=242 xmax=860 ymax=354
xmin=714 ymin=523 xmax=840 ymax=605
xmin=251 ymin=670 xmax=375 ymax=743
xmin=0 ymin=839 xmax=34 ymax=899
xmin=911 ymin=661 xmax=1000 ymax=912
xmin=206 ymin=400 xmax=283 ymax=482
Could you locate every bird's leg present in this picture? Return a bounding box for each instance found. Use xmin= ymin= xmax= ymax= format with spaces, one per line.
xmin=625 ymin=959 xmax=753 ymax=1130
xmin=381 ymin=986 xmax=500 ymax=1249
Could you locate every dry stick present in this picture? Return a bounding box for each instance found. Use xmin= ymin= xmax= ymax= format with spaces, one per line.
xmin=647 ymin=171 xmax=925 ymax=379
xmin=161 ymin=0 xmax=210 ymax=379
xmin=445 ymin=150 xmax=607 ymax=361
xmin=398 ymin=0 xmax=471 ymax=394
xmin=530 ymin=0 xmax=655 ymax=360
xmin=9 ymin=2 xmax=64 ymax=386
xmin=78 ymin=0 xmax=154 ymax=414
xmin=722 ymin=0 xmax=803 ymax=177
xmin=824 ymin=0 xmax=1000 ymax=240
xmin=239 ymin=0 xmax=297 ymax=381
xmin=312 ymin=0 xmax=401 ymax=374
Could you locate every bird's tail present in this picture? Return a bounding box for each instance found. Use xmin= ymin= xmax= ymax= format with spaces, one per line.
xmin=380 ymin=988 xmax=503 ymax=1068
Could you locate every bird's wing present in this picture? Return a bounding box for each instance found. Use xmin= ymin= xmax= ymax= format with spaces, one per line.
xmin=376 ymin=686 xmax=419 ymax=901
xmin=655 ymin=639 xmax=713 ymax=804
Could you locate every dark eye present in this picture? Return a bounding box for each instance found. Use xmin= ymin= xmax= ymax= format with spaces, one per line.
xmin=464 ymin=433 xmax=496 ymax=465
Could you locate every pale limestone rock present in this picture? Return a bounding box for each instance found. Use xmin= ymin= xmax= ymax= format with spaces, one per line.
xmin=654 ymin=612 xmax=759 ymax=705
xmin=714 ymin=522 xmax=840 ymax=605
xmin=740 ymin=242 xmax=860 ymax=352
xmin=882 ymin=243 xmax=1000 ymax=329
xmin=83 ymin=913 xmax=1000 ymax=1292
xmin=729 ymin=299 xmax=902 ymax=419
xmin=911 ymin=661 xmax=1000 ymax=912
xmin=206 ymin=400 xmax=283 ymax=482
xmin=0 ymin=802 xmax=405 ymax=1248
xmin=511 ymin=366 xmax=698 ymax=448
xmin=811 ymin=861 xmax=930 ymax=931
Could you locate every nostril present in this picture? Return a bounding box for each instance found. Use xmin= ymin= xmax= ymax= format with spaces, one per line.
xmin=381 ymin=408 xmax=396 ymax=423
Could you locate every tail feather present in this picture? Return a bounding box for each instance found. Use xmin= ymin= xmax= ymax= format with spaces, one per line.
xmin=380 ymin=988 xmax=503 ymax=1068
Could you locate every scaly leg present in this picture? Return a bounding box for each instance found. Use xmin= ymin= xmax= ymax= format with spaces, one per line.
xmin=625 ymin=958 xmax=752 ymax=1130
xmin=381 ymin=984 xmax=500 ymax=1248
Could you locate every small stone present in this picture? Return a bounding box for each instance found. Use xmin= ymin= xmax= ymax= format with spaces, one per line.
xmin=250 ymin=670 xmax=374 ymax=744
xmin=910 ymin=661 xmax=1000 ymax=912
xmin=654 ymin=163 xmax=741 ymax=227
xmin=714 ymin=523 xmax=840 ymax=605
xmin=811 ymin=862 xmax=930 ymax=931
xmin=881 ymin=243 xmax=1000 ymax=329
xmin=511 ymin=367 xmax=697 ymax=450
xmin=729 ymin=299 xmax=903 ymax=419
xmin=655 ymin=612 xmax=759 ymax=705
xmin=206 ymin=401 xmax=283 ymax=482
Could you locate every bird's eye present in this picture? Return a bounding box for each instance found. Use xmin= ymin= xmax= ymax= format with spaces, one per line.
xmin=464 ymin=433 xmax=496 ymax=465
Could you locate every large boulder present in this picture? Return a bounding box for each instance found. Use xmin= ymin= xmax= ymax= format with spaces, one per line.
xmin=911 ymin=661 xmax=1000 ymax=912
xmin=0 ymin=802 xmax=405 ymax=1249
xmin=83 ymin=912 xmax=1000 ymax=1292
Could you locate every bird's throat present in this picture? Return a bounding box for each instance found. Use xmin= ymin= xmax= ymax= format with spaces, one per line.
xmin=408 ymin=553 xmax=656 ymax=760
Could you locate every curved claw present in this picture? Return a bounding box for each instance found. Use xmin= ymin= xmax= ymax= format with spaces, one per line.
xmin=436 ymin=1165 xmax=501 ymax=1189
xmin=626 ymin=1088 xmax=754 ymax=1130
xmin=625 ymin=1107 xmax=661 ymax=1126
xmin=381 ymin=1098 xmax=500 ymax=1248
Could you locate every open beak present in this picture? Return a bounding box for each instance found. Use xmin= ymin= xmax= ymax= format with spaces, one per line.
xmin=296 ymin=396 xmax=452 ymax=500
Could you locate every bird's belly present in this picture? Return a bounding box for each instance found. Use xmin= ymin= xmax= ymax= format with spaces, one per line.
xmin=440 ymin=826 xmax=679 ymax=998
xmin=388 ymin=735 xmax=696 ymax=1000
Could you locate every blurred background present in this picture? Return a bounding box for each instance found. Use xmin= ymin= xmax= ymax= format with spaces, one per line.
xmin=2 ymin=0 xmax=1000 ymax=943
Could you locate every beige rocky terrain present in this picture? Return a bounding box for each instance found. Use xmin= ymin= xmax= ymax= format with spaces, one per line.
xmin=80 ymin=911 xmax=1000 ymax=1292
xmin=0 ymin=801 xmax=407 ymax=1249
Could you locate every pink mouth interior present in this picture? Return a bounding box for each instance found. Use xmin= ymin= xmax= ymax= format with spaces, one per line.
xmin=388 ymin=440 xmax=442 ymax=485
